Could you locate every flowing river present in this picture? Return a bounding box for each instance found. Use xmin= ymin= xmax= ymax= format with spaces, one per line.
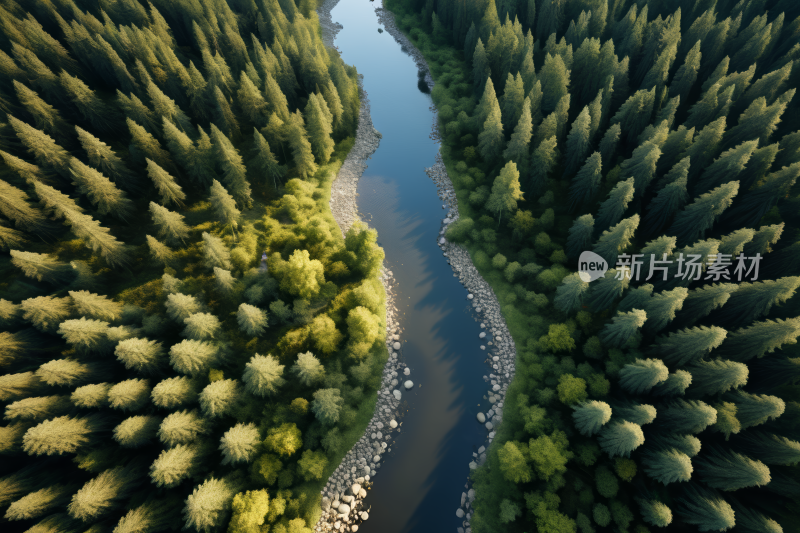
xmin=329 ymin=0 xmax=494 ymax=531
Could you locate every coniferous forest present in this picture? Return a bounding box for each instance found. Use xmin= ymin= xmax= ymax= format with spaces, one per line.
xmin=0 ymin=0 xmax=389 ymax=532
xmin=381 ymin=0 xmax=800 ymax=531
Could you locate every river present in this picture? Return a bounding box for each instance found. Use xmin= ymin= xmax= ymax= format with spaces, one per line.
xmin=329 ymin=0 xmax=492 ymax=531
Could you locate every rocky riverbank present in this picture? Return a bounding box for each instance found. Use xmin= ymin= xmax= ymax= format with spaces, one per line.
xmin=316 ymin=1 xmax=413 ymax=532
xmin=375 ymin=6 xmax=518 ymax=533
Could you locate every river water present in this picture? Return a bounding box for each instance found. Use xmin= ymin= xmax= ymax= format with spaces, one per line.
xmin=330 ymin=0 xmax=491 ymax=531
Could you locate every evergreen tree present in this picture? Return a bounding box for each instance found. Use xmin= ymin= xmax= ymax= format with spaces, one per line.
xmin=182 ymin=313 xmax=221 ymax=341
xmin=528 ymin=136 xmax=558 ymax=196
xmin=719 ymin=228 xmax=756 ymax=257
xmin=311 ymin=388 xmax=344 ymax=426
xmin=593 ymin=215 xmax=639 ymax=264
xmin=735 ymin=431 xmax=800 ymax=466
xmin=568 ymin=152 xmax=602 ymax=211
xmin=214 ymin=267 xmax=237 ymax=295
xmin=563 ymin=106 xmax=591 ymax=178
xmin=686 ymin=359 xmax=749 ymax=396
xmin=68 ymin=291 xmax=122 ymax=322
xmin=150 ymin=443 xmax=207 ymax=488
xmin=58 ymin=70 xmax=115 ymax=133
xmin=237 ymin=303 xmax=267 ymax=336
xmin=7 ymin=115 xmax=70 ymax=177
xmin=651 ymin=326 xmax=728 ymax=367
xmin=199 ymin=379 xmax=241 ymax=418
xmin=292 ymin=351 xmax=326 ymax=387
xmin=75 ymin=126 xmax=139 ymax=190
xmin=10 ymin=250 xmax=72 ymax=284
xmin=151 ymin=376 xmax=200 ymax=409
xmin=637 ymin=498 xmax=673 ymax=527
xmin=725 ymin=162 xmax=800 ymax=227
xmin=618 ymin=284 xmax=653 ymax=313
xmin=71 ymin=383 xmax=112 ymax=408
xmin=586 ymin=269 xmax=629 ymax=312
xmin=57 ymin=317 xmax=111 ymax=353
xmin=115 ymin=338 xmax=164 ymax=374
xmin=677 ymin=283 xmax=739 ymax=328
xmin=642 ymin=287 xmax=688 ymax=333
xmin=658 ymin=400 xmax=718 ymax=433
xmin=20 ymin=295 xmax=72 ymax=332
xmin=211 ymin=85 xmax=241 ymax=141
xmin=149 ymin=202 xmax=189 ymax=244
xmin=304 ymin=93 xmax=335 ymax=164
xmin=68 ymin=465 xmax=142 ymax=520
xmin=743 ymin=224 xmax=783 ymax=257
xmin=501 ymin=72 xmax=525 ymax=132
xmin=619 ymin=359 xmax=669 ymax=395
xmin=615 ymin=402 xmax=657 ymax=425
xmin=675 ymin=484 xmax=735 ymax=532
xmin=183 ymin=476 xmax=241 ymax=533
xmin=572 ymin=400 xmax=612 ymax=436
xmin=478 ymin=90 xmax=505 ymax=163
xmin=236 ymin=72 xmax=267 ymax=125
xmin=146 ymin=159 xmax=185 ymax=207
xmin=146 ymin=235 xmax=175 ymax=266
xmin=108 ymin=379 xmax=151 ymax=411
xmin=219 ymin=423 xmax=260 ymax=465
xmin=730 ymin=505 xmax=784 ymax=533
xmin=210 ymin=124 xmax=252 ymax=208
xmin=554 ymin=273 xmax=590 ymax=314
xmin=127 ymin=118 xmax=174 ymax=171
xmin=599 ymin=309 xmax=647 ymax=348
xmin=598 ymin=420 xmax=645 ymax=458
xmin=641 ymin=449 xmax=693 ymax=485
xmin=68 ymin=158 xmax=134 ymax=221
xmin=717 ymin=317 xmax=800 ymax=362
xmin=165 ymin=293 xmax=203 ymax=323
xmin=22 ymin=415 xmax=99 ymax=456
xmin=599 ymin=123 xmax=621 ymax=168
xmin=13 ymin=80 xmax=69 ymax=140
xmin=486 ymin=161 xmax=523 ymax=225
xmin=696 ymin=140 xmax=758 ymax=193
xmin=566 ymin=214 xmax=594 ymax=259
xmin=202 ymin=232 xmax=232 ymax=270
xmin=4 ymin=395 xmax=71 ymax=422
xmin=169 ymin=339 xmax=222 ymax=376
xmin=5 ymin=484 xmax=73 ymax=521
xmin=727 ymin=391 xmax=785 ymax=429
xmin=540 ymin=53 xmax=570 ymax=113
xmin=113 ymin=416 xmax=161 ymax=448
xmin=595 ymin=178 xmax=634 ymax=233
xmin=681 ymin=116 xmax=726 ymax=180
xmin=250 ymin=129 xmax=286 ymax=189
xmin=695 ymin=447 xmax=771 ymax=491
xmin=242 ymin=353 xmax=285 ymax=397
xmin=502 ymin=96 xmax=532 ymax=171
xmin=715 ymin=277 xmax=800 ymax=329
xmin=644 ymin=174 xmax=688 ymax=236
xmin=158 ymin=409 xmax=208 ymax=447
xmin=285 ymin=110 xmax=318 ymax=179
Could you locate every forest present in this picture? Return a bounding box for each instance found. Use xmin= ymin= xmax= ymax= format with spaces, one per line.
xmin=381 ymin=0 xmax=800 ymax=531
xmin=0 ymin=0 xmax=390 ymax=532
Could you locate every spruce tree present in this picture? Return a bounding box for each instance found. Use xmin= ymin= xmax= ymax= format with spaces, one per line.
xmin=149 ymin=202 xmax=189 ymax=244
xmin=566 ymin=214 xmax=594 ymax=259
xmin=641 ymin=449 xmax=693 ymax=485
xmin=237 ymin=303 xmax=268 ymax=336
xmin=209 ymin=180 xmax=240 ymax=232
xmin=291 ymin=351 xmax=326 ymax=387
xmin=681 ymin=116 xmax=726 ymax=180
xmin=599 ymin=309 xmax=647 ymax=348
xmin=210 ymin=124 xmax=252 ymax=208
xmin=743 ymin=224 xmax=783 ymax=256
xmin=236 ymin=72 xmax=267 ymax=125
xmin=502 ymin=96 xmax=532 ymax=171
xmin=4 ymin=484 xmax=73 ymax=521
xmin=202 ymin=232 xmax=232 ymax=270
xmin=598 ymin=123 xmax=621 ymax=167
xmin=150 ymin=443 xmax=208 ymax=488
xmin=598 ymin=420 xmax=645 ymax=458
xmin=13 ymin=80 xmax=69 ymax=140
xmin=115 ymin=338 xmax=165 ymax=374
xmin=4 ymin=395 xmax=71 ymax=422
xmin=554 ymin=273 xmax=590 ymax=315
xmin=686 ymin=359 xmax=749 ymax=397
xmin=199 ymin=379 xmax=241 ymax=418
xmin=725 ymin=162 xmax=800 ymax=227
xmin=242 ymin=353 xmax=285 ymax=397
xmin=695 ymin=447 xmax=771 ymax=491
xmin=58 ymin=70 xmax=115 ymax=133
xmin=165 ymin=293 xmax=203 ymax=323
xmin=68 ymin=158 xmax=134 ymax=221
xmin=562 ymin=106 xmax=591 ymax=178
xmin=486 ymin=161 xmax=523 ymax=225
xmin=676 ymin=283 xmax=739 ymax=328
xmin=249 ymin=129 xmax=286 ymax=189
xmin=305 ymin=93 xmax=335 ymax=164
xmin=113 ymin=415 xmax=161 ymax=449
xmin=568 ymin=152 xmax=602 ymax=211
xmin=219 ymin=423 xmax=261 ymax=465
xmin=644 ymin=175 xmax=688 ymax=236
xmin=501 ymin=72 xmax=525 ymax=132
xmin=727 ymin=391 xmax=785 ymax=429
xmin=719 ymin=228 xmax=756 ymax=257
xmin=22 ymin=415 xmax=100 ymax=456
xmin=169 ymin=340 xmax=222 ymax=376
xmin=146 ymin=235 xmax=175 ymax=266
xmin=658 ymin=400 xmax=718 ymax=434
xmin=10 ymin=250 xmax=72 ymax=284
xmin=146 ymin=159 xmax=185 ymax=207
xmin=735 ymin=431 xmax=800 ymax=466
xmin=158 ymin=409 xmax=208 ymax=447
xmin=127 ymin=118 xmax=174 ymax=171
xmin=619 ymin=359 xmax=669 ymax=394
xmin=641 ymin=287 xmax=688 ymax=333
xmin=528 ymin=136 xmax=558 ymax=196
xmin=572 ymin=400 xmax=612 ymax=436
xmin=20 ymin=295 xmax=72 ymax=332
xmin=637 ymin=498 xmax=673 ymax=527
xmin=182 ymin=313 xmax=221 ymax=341
xmin=478 ymin=91 xmax=505 ymax=163
xmin=285 ymin=110 xmax=317 ymax=179
xmin=615 ymin=402 xmax=657 ymax=425
xmin=593 ymin=215 xmax=639 ymax=265
xmin=595 ymin=178 xmax=634 ymax=233
xmin=151 ymin=376 xmax=200 ymax=409
xmin=183 ymin=476 xmax=241 ymax=533
xmin=715 ymin=277 xmax=800 ymax=329
xmin=586 ymin=269 xmax=629 ymax=312
xmin=7 ymin=115 xmax=70 ymax=177
xmin=651 ymin=326 xmax=728 ymax=367
xmin=717 ymin=317 xmax=800 ymax=362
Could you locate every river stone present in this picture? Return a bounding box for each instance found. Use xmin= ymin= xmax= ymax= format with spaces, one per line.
xmin=342 ymin=495 xmax=354 ymax=504
xmin=467 ymin=294 xmax=473 ymax=299
xmin=350 ymin=484 xmax=361 ymax=496
xmin=485 ymin=421 xmax=494 ymax=430
xmin=469 ymin=461 xmax=477 ymax=469
xmin=393 ymin=390 xmax=402 ymax=400
xmin=479 ymin=332 xmax=486 ymax=338
xmin=456 ymin=509 xmax=465 ymax=518
xmin=439 ymin=237 xmax=445 ymax=244
xmin=359 ymin=488 xmax=367 ymax=498
xmin=404 ymin=367 xmax=410 ymax=375
xmin=404 ymin=380 xmax=413 ymax=389
xmin=392 ymin=342 xmax=401 ymax=350
xmin=352 ymin=526 xmax=359 ymax=532
xmin=478 ymin=446 xmax=485 ymax=454
xmin=360 ymin=512 xmax=369 ymax=520
xmin=373 ymin=455 xmax=381 ymax=463
xmin=476 ymin=412 xmax=485 ymax=423
xmin=389 ymin=419 xmax=398 ymax=428
xmin=338 ymin=503 xmax=350 ymax=514
xmin=492 ymin=384 xmax=500 ymax=391
xmin=468 ymin=489 xmax=475 ymax=501
xmin=363 ymin=466 xmax=371 ymax=475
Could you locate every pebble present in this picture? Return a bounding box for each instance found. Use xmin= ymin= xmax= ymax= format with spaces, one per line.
xmin=476 ymin=413 xmax=485 ymax=424
xmin=404 ymin=380 xmax=414 ymax=389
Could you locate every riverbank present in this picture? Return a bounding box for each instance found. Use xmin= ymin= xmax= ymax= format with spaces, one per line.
xmin=315 ymin=1 xmax=414 ymax=531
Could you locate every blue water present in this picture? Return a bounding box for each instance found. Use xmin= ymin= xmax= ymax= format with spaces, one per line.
xmin=331 ymin=1 xmax=491 ymax=531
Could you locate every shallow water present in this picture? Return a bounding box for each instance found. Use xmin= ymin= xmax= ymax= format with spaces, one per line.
xmin=330 ymin=1 xmax=492 ymax=530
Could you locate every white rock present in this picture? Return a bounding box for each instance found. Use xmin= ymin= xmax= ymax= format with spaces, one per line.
xmin=350 ymin=484 xmax=361 ymax=496
xmin=492 ymin=384 xmax=500 ymax=391
xmin=404 ymin=380 xmax=414 ymax=389
xmin=392 ymin=342 xmax=401 ymax=350
xmin=485 ymin=422 xmax=494 ymax=430
xmin=360 ymin=511 xmax=370 ymax=520
xmin=393 ymin=390 xmax=402 ymax=400
xmin=352 ymin=526 xmax=359 ymax=532
xmin=478 ymin=446 xmax=485 ymax=454
xmin=342 ymin=495 xmax=354 ymax=504
xmin=359 ymin=488 xmax=367 ymax=498
xmin=469 ymin=461 xmax=477 ymax=469
xmin=439 ymin=237 xmax=446 ymax=244
xmin=468 ymin=489 xmax=475 ymax=501
xmin=479 ymin=332 xmax=486 ymax=338
xmin=389 ymin=419 xmax=398 ymax=428
xmin=480 ymin=345 xmax=486 ymax=350
xmin=476 ymin=412 xmax=486 ymax=423
xmin=403 ymin=367 xmax=410 ymax=375
xmin=364 ymin=475 xmax=370 ymax=481
xmin=338 ymin=504 xmax=351 ymax=514
xmin=456 ymin=509 xmax=465 ymax=518
xmin=373 ymin=455 xmax=381 ymax=463
xmin=467 ymin=294 xmax=473 ymax=299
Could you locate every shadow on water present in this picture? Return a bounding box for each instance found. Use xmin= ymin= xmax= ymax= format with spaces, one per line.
xmin=330 ymin=0 xmax=493 ymax=531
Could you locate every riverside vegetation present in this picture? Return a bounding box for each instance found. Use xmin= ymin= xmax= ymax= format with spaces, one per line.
xmin=383 ymin=0 xmax=800 ymax=531
xmin=0 ymin=0 xmax=391 ymax=532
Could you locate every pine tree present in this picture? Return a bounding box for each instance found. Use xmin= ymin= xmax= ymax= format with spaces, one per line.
xmin=566 ymin=214 xmax=594 ymax=259
xmin=20 ymin=295 xmax=72 ymax=333
xmin=199 ymin=379 xmax=241 ymax=418
xmin=501 ymin=72 xmax=525 ymax=131
xmin=715 ymin=277 xmax=800 ymax=329
xmin=562 ymin=106 xmax=591 ymax=178
xmin=112 ymin=415 xmax=161 ymax=449
xmin=725 ymin=162 xmax=800 ymax=227
xmin=586 ymin=268 xmax=629 ymax=312
xmin=0 ymin=372 xmax=42 ymax=403
xmin=593 ymin=215 xmax=639 ymax=264
xmin=67 ymin=291 xmax=121 ymax=322
xmin=127 ymin=118 xmax=174 ymax=171
xmin=651 ymin=326 xmax=728 ymax=366
xmin=716 ymin=318 xmax=800 ymax=362
xmin=675 ymin=484 xmax=735 ymax=531
xmin=165 ymin=293 xmax=203 ymax=323
xmin=598 ymin=420 xmax=645 ymax=458
xmin=13 ymin=80 xmax=69 ymax=140
xmin=554 ymin=273 xmax=590 ymax=314
xmin=676 ymin=283 xmax=739 ymax=328
xmin=213 ymin=267 xmax=236 ymax=295
xmin=58 ymin=70 xmax=116 ymax=133
xmin=108 ymin=379 xmax=151 ymax=411
xmin=7 ymin=115 xmax=70 ymax=177
xmin=735 ymin=431 xmax=800 ymax=466
xmin=568 ymin=152 xmax=602 ymax=211
xmin=158 ymin=409 xmax=208 ymax=447
xmin=5 ymin=484 xmax=73 ymax=521
xmin=22 ymin=415 xmax=100 ymax=456
xmin=183 ymin=476 xmax=241 ymax=533
xmin=659 ymin=400 xmax=718 ymax=434
xmin=210 ymin=124 xmax=253 ymax=208
xmin=305 ymin=93 xmax=335 ymax=164
xmin=595 ymin=178 xmax=634 ymax=233
xmin=486 ymin=161 xmax=523 ymax=225
xmin=149 ymin=202 xmax=189 ymax=244
xmin=719 ymin=228 xmax=755 ymax=257
xmin=743 ymin=224 xmax=783 ymax=256
xmin=115 ymin=338 xmax=165 ymax=374
xmin=528 ymin=136 xmax=558 ymax=196
xmin=312 ymin=388 xmax=344 ymax=426
xmin=539 ymin=53 xmax=570 ymax=113
xmin=669 ymin=40 xmax=701 ymax=102
xmin=57 ymin=317 xmax=111 ymax=353
xmin=730 ymin=505 xmax=783 ymax=533
xmin=695 ymin=447 xmax=771 ymax=491
xmin=68 ymin=158 xmax=134 ymax=221
xmin=615 ymin=402 xmax=657 ymax=425
xmin=285 ymin=110 xmax=317 ymax=179
xmin=644 ymin=175 xmax=688 ymax=236
xmin=727 ymin=391 xmax=785 ymax=429
xmin=641 ymin=448 xmax=693 ymax=485
xmin=237 ymin=303 xmax=268 ymax=336
xmin=219 ymin=423 xmax=260 ymax=465
xmin=502 ymin=96 xmax=533 ymax=171
xmin=236 ymin=72 xmax=267 ymax=125
xmin=619 ymin=359 xmax=669 ymax=394
xmin=599 ymin=309 xmax=647 ymax=348
xmin=572 ymin=400 xmax=612 ymax=436
xmin=146 ymin=235 xmax=175 ymax=266
xmin=478 ymin=91 xmax=505 ymax=163
xmin=146 ymin=159 xmax=185 ymax=207
xmin=242 ymin=353 xmax=285 ymax=397
xmin=150 ymin=443 xmax=207 ymax=488
xmin=618 ymin=284 xmax=653 ymax=313
xmin=686 ymin=359 xmax=749 ymax=397
xmin=10 ymin=250 xmax=72 ymax=284
xmin=598 ymin=123 xmax=621 ymax=168
xmin=4 ymin=395 xmax=71 ymax=422
xmin=637 ymin=498 xmax=673 ymax=527
xmin=292 ymin=351 xmax=326 ymax=387
xmin=151 ymin=376 xmax=199 ymax=409
xmin=169 ymin=340 xmax=222 ymax=376
xmin=68 ymin=464 xmax=142 ymax=520
xmin=250 ymin=129 xmax=286 ymax=189
xmin=182 ymin=313 xmax=221 ymax=341
xmin=202 ymin=232 xmax=232 ymax=270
